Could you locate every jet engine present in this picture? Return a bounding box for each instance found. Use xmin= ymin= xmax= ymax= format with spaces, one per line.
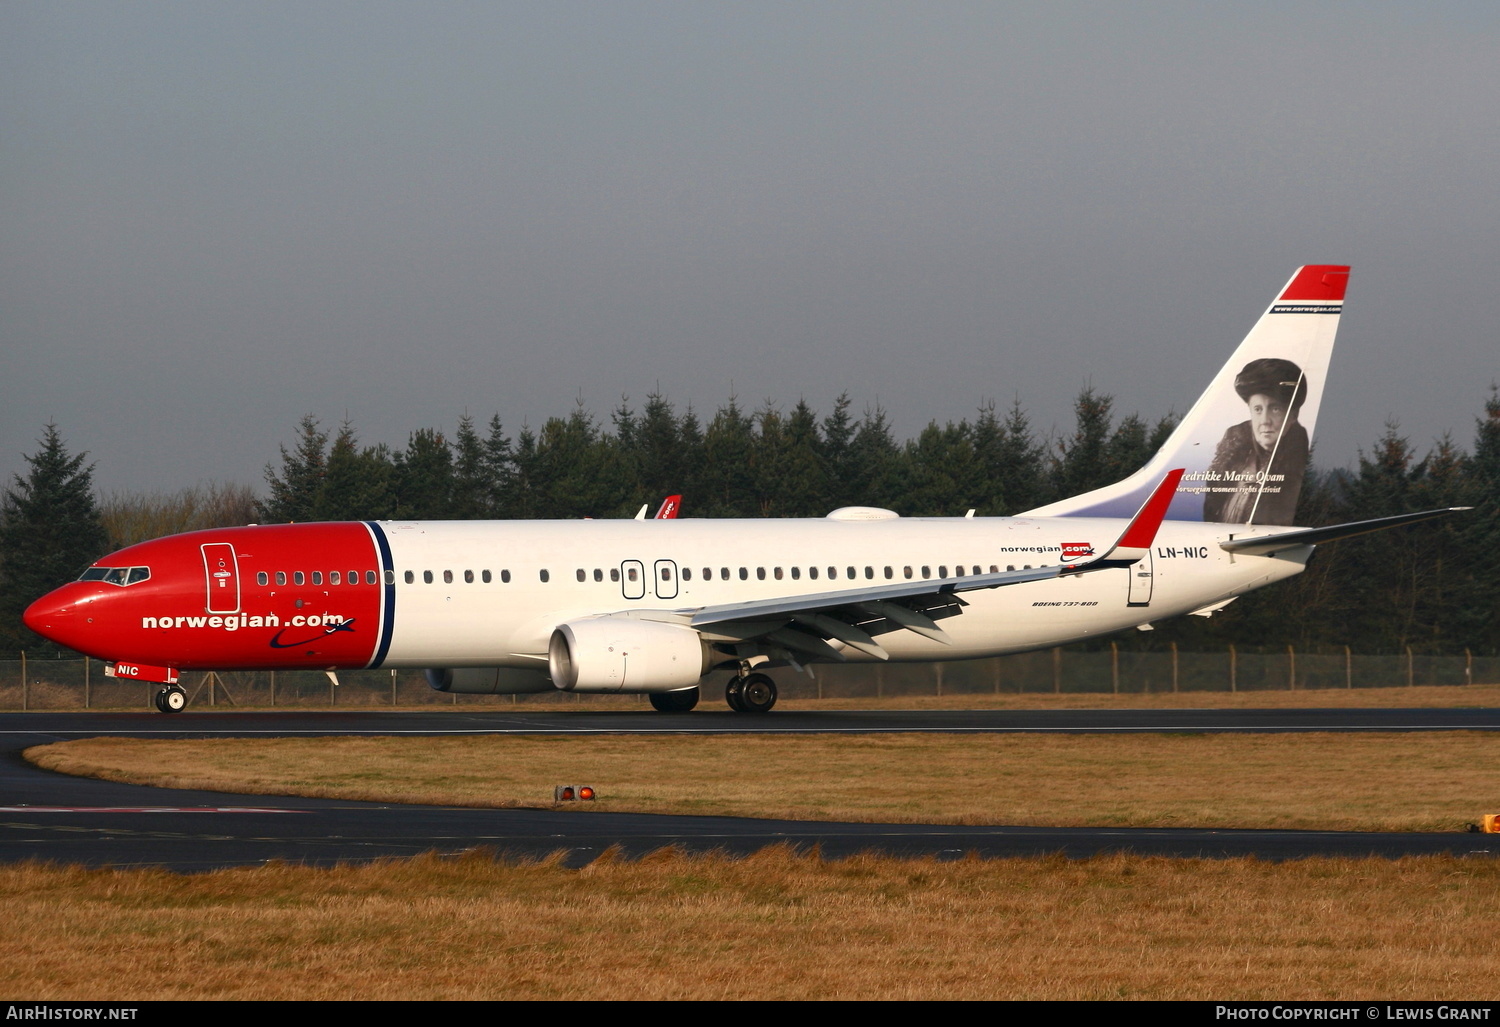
xmin=548 ymin=618 xmax=709 ymax=692
xmin=425 ymin=667 xmax=554 ymax=695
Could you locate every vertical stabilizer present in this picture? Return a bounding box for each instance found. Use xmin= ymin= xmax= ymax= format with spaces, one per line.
xmin=1024 ymin=265 xmax=1348 ymax=526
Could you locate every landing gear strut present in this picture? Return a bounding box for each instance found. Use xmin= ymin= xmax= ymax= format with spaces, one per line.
xmin=725 ymin=672 xmax=777 ymax=713
xmin=649 ymin=687 xmax=700 ymax=713
xmin=153 ymin=685 xmax=187 ymax=714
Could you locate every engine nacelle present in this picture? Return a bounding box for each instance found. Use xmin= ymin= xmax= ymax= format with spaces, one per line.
xmin=425 ymin=667 xmax=554 ymax=695
xmin=548 ymin=618 xmax=709 ymax=693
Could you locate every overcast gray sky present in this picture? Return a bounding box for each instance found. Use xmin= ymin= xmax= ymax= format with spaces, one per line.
xmin=3 ymin=1 xmax=1497 ymax=498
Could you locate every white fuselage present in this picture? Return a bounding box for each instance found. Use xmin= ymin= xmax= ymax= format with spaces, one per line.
xmin=376 ymin=516 xmax=1306 ymax=667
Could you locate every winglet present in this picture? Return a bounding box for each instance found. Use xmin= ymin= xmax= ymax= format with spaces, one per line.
xmin=1093 ymin=469 xmax=1184 ymax=566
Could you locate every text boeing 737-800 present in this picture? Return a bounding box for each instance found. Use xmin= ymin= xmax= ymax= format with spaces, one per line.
xmin=24 ymin=266 xmax=1465 ymax=713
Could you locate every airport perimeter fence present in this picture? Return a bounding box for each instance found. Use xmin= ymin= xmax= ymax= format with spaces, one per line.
xmin=2 ymin=644 xmax=1497 ymax=710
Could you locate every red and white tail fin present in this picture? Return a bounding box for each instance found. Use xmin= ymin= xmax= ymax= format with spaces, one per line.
xmin=1024 ymin=265 xmax=1348 ymax=527
xmin=653 ymin=495 xmax=682 ymax=519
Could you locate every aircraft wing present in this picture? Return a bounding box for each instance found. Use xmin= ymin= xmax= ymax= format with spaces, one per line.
xmin=1218 ymin=507 xmax=1471 ymax=557
xmin=684 ymin=471 xmax=1184 ymax=660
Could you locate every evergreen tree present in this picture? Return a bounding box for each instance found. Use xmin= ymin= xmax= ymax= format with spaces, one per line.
xmin=483 ymin=416 xmax=517 ymax=517
xmin=260 ymin=415 xmax=328 ymax=522
xmin=1104 ymin=412 xmax=1152 ymax=484
xmin=1455 ymin=387 xmax=1500 ymax=651
xmin=902 ymin=421 xmax=978 ymax=515
xmin=450 ymin=415 xmax=492 ymax=519
xmin=821 ymin=394 xmax=858 ymax=508
xmin=675 ymin=405 xmax=705 ymax=514
xmin=848 ymin=404 xmax=903 ymax=509
xmin=315 ymin=422 xmax=395 ymax=521
xmin=968 ymin=402 xmax=1011 ymax=515
xmin=393 ymin=429 xmax=455 ymax=519
xmin=637 ymin=391 xmax=685 ymax=504
xmin=994 ymin=400 xmax=1051 ymax=513
xmin=0 ymin=425 xmax=110 ymax=650
xmin=779 ymin=399 xmax=827 ymax=516
xmin=1054 ymin=387 xmax=1116 ymax=498
xmin=701 ymin=397 xmax=757 ymax=516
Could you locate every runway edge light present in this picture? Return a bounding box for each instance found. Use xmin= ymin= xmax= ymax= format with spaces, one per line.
xmin=554 ymin=785 xmax=597 ymax=802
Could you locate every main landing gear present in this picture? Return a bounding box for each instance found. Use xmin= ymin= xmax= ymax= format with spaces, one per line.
xmin=648 ymin=687 xmax=700 ymax=713
xmin=725 ymin=672 xmax=777 ymax=714
xmin=153 ymin=685 xmax=187 ymax=714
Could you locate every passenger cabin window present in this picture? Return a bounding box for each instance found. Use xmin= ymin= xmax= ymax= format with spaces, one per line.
xmin=921 ymin=566 xmax=930 ymax=578
xmin=501 ymin=570 xmax=511 ymax=583
xmin=312 ymin=572 xmax=323 ymax=585
xmin=576 ymin=569 xmax=586 ymax=582
xmin=293 ymin=572 xmax=305 ymax=585
xmin=404 ymin=571 xmax=415 ymax=584
xmin=464 ymin=570 xmax=474 ymax=583
xmin=682 ymin=568 xmax=691 ymax=581
xmin=904 ymin=566 xmax=913 ymax=579
xmin=739 ymin=568 xmax=748 ymax=580
xmin=773 ymin=567 xmax=782 ymax=580
xmin=720 ymin=568 xmax=730 ymax=580
xmin=482 ymin=570 xmax=492 ymax=583
xmin=610 ymin=568 xmax=620 ymax=582
xmin=257 ymin=572 xmax=269 ymax=586
xmin=276 ymin=572 xmax=287 ymax=586
xmin=443 ymin=570 xmax=453 ymax=584
xmin=846 ymin=566 xmax=856 ymax=579
xmin=756 ymin=568 xmax=766 ymax=580
xmin=540 ymin=569 xmax=550 ymax=582
xmin=627 ymin=567 xmax=638 ymax=582
xmin=828 ymin=567 xmax=837 ymax=579
xmin=423 ymin=571 xmax=433 ymax=584
xmin=594 ymin=569 xmax=603 ymax=582
xmin=884 ymin=566 xmax=893 ymax=579
xmin=864 ymin=566 xmax=874 ymax=579
xmin=330 ymin=571 xmax=341 ymax=585
xmin=808 ymin=567 xmax=818 ymax=579
xmin=379 ymin=571 xmax=390 ymax=584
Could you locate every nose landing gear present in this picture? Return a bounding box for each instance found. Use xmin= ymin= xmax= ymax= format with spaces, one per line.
xmin=725 ymin=672 xmax=777 ymax=713
xmin=153 ymin=685 xmax=187 ymax=714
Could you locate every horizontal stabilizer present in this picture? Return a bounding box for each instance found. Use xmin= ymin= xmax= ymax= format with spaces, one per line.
xmin=1219 ymin=507 xmax=1471 ymax=556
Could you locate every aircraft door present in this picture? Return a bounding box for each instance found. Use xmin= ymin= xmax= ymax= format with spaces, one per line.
xmin=1127 ymin=548 xmax=1154 ymax=607
xmin=201 ymin=543 xmax=241 ymax=614
xmin=620 ymin=560 xmax=646 ymax=600
xmin=654 ymin=559 xmax=678 ymax=600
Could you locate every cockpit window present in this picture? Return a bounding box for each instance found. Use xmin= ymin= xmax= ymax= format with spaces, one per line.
xmin=77 ymin=566 xmax=150 ymax=586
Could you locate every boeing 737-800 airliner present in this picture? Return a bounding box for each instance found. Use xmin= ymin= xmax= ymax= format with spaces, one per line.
xmin=23 ymin=265 xmax=1462 ymax=712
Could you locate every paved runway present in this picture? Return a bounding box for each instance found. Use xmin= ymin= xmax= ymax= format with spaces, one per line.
xmin=2 ymin=707 xmax=1496 ymax=870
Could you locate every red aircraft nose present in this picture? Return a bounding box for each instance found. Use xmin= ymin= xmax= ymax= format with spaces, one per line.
xmin=24 ymin=586 xmax=91 ymax=652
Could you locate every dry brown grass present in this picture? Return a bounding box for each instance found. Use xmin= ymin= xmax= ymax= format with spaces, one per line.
xmin=777 ymin=682 xmax=1500 ymax=710
xmin=3 ymin=848 xmax=1498 ymax=1000
xmin=6 ymin=680 xmax=1500 ymax=712
xmin=29 ymin=731 xmax=1500 ymax=832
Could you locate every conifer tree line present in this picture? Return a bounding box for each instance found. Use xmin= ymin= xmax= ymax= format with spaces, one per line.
xmin=2 ymin=387 xmax=1498 ymax=655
